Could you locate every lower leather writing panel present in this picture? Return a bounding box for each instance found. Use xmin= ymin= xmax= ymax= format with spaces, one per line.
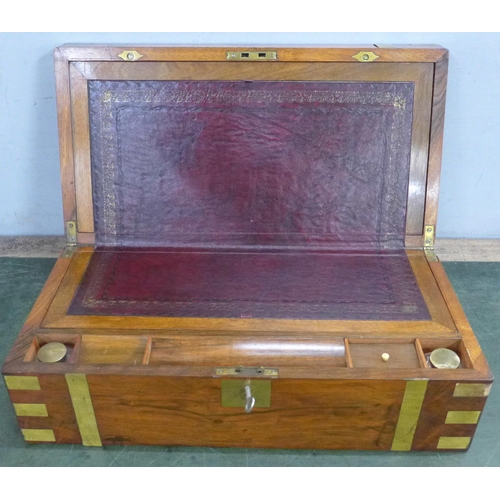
xmin=68 ymin=248 xmax=430 ymax=320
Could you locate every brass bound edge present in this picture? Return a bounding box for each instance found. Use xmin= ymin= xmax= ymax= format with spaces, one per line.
xmin=437 ymin=436 xmax=471 ymax=450
xmin=65 ymin=374 xmax=102 ymax=447
xmin=453 ymin=383 xmax=492 ymax=397
xmin=391 ymin=380 xmax=428 ymax=451
xmin=14 ymin=403 xmax=48 ymax=417
xmin=445 ymin=411 xmax=481 ymax=425
xmin=21 ymin=429 xmax=56 ymax=442
xmin=4 ymin=376 xmax=41 ymax=391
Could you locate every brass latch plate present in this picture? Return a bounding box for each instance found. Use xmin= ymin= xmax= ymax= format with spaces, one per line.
xmin=221 ymin=379 xmax=271 ymax=408
xmin=227 ymin=51 xmax=277 ymax=61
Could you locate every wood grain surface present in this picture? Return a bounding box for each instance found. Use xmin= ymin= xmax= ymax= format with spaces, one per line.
xmin=87 ymin=375 xmax=406 ymax=449
xmin=53 ymin=49 xmax=76 ymax=225
xmin=57 ymin=45 xmax=447 ymax=63
xmin=424 ymin=51 xmax=449 ymax=232
xmin=69 ymin=65 xmax=94 ymax=233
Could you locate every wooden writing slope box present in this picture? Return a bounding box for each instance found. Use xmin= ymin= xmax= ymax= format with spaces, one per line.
xmin=2 ymin=45 xmax=493 ymax=451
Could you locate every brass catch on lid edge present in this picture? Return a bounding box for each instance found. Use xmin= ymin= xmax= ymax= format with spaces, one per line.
xmin=215 ymin=366 xmax=278 ymax=378
xmin=227 ymin=51 xmax=277 ymax=61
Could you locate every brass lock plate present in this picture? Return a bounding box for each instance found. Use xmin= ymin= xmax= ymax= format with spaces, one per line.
xmin=226 ymin=51 xmax=277 ymax=61
xmin=221 ymin=379 xmax=271 ymax=408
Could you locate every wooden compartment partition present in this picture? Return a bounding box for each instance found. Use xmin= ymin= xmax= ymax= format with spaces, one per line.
xmin=19 ymin=334 xmax=475 ymax=372
xmin=1 ymin=44 xmax=493 ymax=451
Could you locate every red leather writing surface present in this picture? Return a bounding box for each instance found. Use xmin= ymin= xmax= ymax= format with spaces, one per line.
xmin=89 ymin=81 xmax=414 ymax=250
xmin=79 ymin=81 xmax=427 ymax=321
xmin=69 ymin=249 xmax=430 ymax=320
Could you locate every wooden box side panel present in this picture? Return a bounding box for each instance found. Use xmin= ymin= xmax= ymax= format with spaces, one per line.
xmin=87 ymin=376 xmax=406 ymax=450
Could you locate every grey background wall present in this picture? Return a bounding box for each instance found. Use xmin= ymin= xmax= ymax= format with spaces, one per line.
xmin=0 ymin=32 xmax=498 ymax=238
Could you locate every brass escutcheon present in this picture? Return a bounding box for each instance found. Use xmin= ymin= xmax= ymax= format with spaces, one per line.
xmin=352 ymin=51 xmax=379 ymax=62
xmin=118 ymin=50 xmax=144 ymax=62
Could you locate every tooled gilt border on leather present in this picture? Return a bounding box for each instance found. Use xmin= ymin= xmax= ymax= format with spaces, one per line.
xmin=77 ymin=251 xmax=422 ymax=317
xmin=91 ymin=82 xmax=412 ymax=249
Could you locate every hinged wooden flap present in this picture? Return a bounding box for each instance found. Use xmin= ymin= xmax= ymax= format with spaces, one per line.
xmin=54 ymin=45 xmax=448 ymax=249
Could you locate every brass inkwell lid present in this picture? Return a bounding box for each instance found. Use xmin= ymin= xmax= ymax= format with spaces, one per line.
xmin=429 ymin=348 xmax=460 ymax=369
xmin=37 ymin=342 xmax=67 ymax=363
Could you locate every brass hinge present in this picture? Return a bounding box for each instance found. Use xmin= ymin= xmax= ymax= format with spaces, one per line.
xmin=424 ymin=225 xmax=435 ymax=248
xmin=226 ymin=51 xmax=277 ymax=61
xmin=66 ymin=221 xmax=77 ymax=245
xmin=424 ymin=225 xmax=438 ymax=261
xmin=61 ymin=245 xmax=76 ymax=259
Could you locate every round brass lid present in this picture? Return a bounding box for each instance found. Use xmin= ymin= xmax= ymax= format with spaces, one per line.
xmin=37 ymin=342 xmax=67 ymax=363
xmin=429 ymin=348 xmax=460 ymax=369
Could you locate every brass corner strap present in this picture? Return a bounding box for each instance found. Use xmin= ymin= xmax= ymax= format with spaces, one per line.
xmin=66 ymin=374 xmax=102 ymax=447
xmin=391 ymin=380 xmax=428 ymax=451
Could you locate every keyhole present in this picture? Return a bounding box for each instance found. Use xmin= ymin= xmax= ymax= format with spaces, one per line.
xmin=244 ymin=384 xmax=255 ymax=413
